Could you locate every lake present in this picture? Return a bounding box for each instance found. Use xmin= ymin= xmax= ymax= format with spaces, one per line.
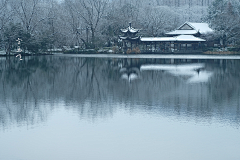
xmin=0 ymin=54 xmax=240 ymax=160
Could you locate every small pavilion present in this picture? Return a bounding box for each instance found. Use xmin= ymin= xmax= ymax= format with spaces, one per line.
xmin=119 ymin=23 xmax=141 ymax=53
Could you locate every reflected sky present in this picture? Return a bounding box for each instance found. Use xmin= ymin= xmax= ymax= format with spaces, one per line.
xmin=0 ymin=55 xmax=240 ymax=160
xmin=1 ymin=107 xmax=239 ymax=160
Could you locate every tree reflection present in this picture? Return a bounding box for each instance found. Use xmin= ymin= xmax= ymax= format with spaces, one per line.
xmin=0 ymin=56 xmax=240 ymax=128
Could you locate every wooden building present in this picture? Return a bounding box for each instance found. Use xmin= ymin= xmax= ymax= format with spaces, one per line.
xmin=140 ymin=35 xmax=205 ymax=53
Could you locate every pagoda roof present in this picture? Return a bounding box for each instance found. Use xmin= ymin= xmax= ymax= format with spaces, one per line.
xmin=119 ymin=36 xmax=140 ymax=41
xmin=141 ymin=35 xmax=206 ymax=42
xmin=120 ymin=23 xmax=140 ymax=34
xmin=166 ymin=22 xmax=213 ymax=35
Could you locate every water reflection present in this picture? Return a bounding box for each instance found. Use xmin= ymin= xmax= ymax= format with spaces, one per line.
xmin=140 ymin=63 xmax=213 ymax=83
xmin=0 ymin=56 xmax=240 ymax=129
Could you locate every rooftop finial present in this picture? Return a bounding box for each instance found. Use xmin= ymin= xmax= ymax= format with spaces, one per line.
xmin=129 ymin=22 xmax=131 ymax=28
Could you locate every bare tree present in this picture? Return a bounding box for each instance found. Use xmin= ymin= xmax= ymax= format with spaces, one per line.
xmin=0 ymin=0 xmax=12 ymax=52
xmin=140 ymin=6 xmax=180 ymax=36
xmin=71 ymin=0 xmax=108 ymax=48
xmin=11 ymin=0 xmax=39 ymax=33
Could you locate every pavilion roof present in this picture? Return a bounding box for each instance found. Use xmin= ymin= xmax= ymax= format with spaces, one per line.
xmin=119 ymin=36 xmax=140 ymax=40
xmin=120 ymin=23 xmax=140 ymax=34
xmin=166 ymin=22 xmax=213 ymax=35
xmin=141 ymin=35 xmax=206 ymax=42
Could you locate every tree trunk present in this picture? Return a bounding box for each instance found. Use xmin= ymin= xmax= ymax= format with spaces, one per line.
xmin=91 ymin=27 xmax=95 ymax=48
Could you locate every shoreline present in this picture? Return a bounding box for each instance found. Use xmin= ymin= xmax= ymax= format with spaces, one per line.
xmin=1 ymin=52 xmax=240 ymax=60
xmin=55 ymin=53 xmax=240 ymax=60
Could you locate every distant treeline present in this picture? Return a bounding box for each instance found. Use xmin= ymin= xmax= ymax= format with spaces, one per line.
xmin=0 ymin=0 xmax=238 ymax=54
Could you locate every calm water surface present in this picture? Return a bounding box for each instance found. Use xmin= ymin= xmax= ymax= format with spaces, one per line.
xmin=0 ymin=55 xmax=240 ymax=160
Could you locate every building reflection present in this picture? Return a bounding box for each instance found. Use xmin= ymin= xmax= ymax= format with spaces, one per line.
xmin=118 ymin=59 xmax=141 ymax=83
xmin=0 ymin=56 xmax=239 ymax=128
xmin=140 ymin=63 xmax=212 ymax=83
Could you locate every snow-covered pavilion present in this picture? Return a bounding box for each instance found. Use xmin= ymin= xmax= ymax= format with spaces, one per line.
xmin=119 ymin=22 xmax=211 ymax=54
xmin=119 ymin=23 xmax=141 ymax=53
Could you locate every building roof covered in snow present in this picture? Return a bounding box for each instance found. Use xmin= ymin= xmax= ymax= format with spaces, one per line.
xmin=166 ymin=22 xmax=213 ymax=36
xmin=141 ymin=35 xmax=206 ymax=42
xmin=120 ymin=22 xmax=140 ymax=34
xmin=119 ymin=36 xmax=140 ymax=40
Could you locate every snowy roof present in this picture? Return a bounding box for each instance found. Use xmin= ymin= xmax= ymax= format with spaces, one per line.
xmin=121 ymin=27 xmax=139 ymax=33
xmin=141 ymin=37 xmax=176 ymax=42
xmin=166 ymin=30 xmax=199 ymax=35
xmin=166 ymin=22 xmax=213 ymax=35
xmin=175 ymin=35 xmax=206 ymax=41
xmin=141 ymin=35 xmax=206 ymax=42
xmin=120 ymin=23 xmax=140 ymax=34
xmin=119 ymin=36 xmax=140 ymax=40
xmin=187 ymin=22 xmax=214 ymax=34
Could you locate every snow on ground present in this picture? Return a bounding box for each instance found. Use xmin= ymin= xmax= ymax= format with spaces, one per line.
xmin=0 ymin=51 xmax=5 ymax=55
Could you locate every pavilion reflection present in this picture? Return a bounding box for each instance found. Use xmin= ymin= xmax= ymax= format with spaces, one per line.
xmin=118 ymin=59 xmax=141 ymax=83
